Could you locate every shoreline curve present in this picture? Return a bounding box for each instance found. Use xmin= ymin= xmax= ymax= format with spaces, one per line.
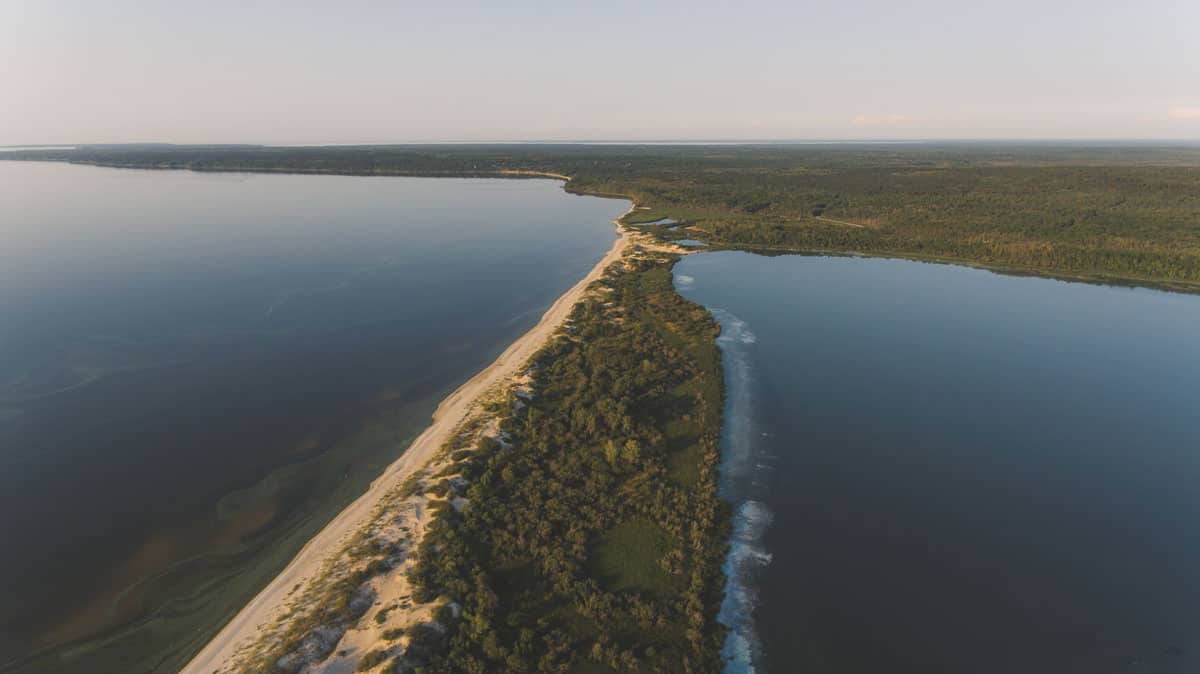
xmin=180 ymin=202 xmax=633 ymax=674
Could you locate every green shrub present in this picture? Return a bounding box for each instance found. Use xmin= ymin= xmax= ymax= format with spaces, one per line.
xmin=356 ymin=648 xmax=389 ymax=672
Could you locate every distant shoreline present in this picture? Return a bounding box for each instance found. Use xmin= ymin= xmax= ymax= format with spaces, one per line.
xmin=3 ymin=158 xmax=578 ymax=181
xmin=4 ymin=153 xmax=1198 ymax=296
xmin=704 ymin=243 xmax=1200 ymax=296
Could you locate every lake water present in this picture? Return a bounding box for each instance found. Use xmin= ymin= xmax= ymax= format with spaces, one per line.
xmin=675 ymin=252 xmax=1200 ymax=674
xmin=0 ymin=162 xmax=625 ymax=674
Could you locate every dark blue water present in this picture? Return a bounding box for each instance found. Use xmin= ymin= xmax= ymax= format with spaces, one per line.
xmin=0 ymin=162 xmax=625 ymax=672
xmin=675 ymin=252 xmax=1200 ymax=674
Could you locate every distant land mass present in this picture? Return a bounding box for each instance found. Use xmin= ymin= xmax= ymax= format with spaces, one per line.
xmin=9 ymin=141 xmax=1200 ymax=291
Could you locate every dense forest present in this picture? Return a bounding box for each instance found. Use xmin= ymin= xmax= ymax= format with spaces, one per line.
xmin=7 ymin=142 xmax=1200 ymax=287
xmin=404 ymin=249 xmax=729 ymax=673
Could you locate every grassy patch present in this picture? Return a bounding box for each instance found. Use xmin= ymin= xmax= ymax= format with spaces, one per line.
xmin=589 ymin=520 xmax=681 ymax=597
xmin=667 ymin=442 xmax=705 ymax=487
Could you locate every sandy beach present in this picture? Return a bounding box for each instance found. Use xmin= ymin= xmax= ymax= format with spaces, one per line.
xmin=180 ymin=209 xmax=632 ymax=674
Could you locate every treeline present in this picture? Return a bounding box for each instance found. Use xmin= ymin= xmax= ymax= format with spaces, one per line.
xmin=405 ymin=251 xmax=729 ymax=673
xmin=10 ymin=141 xmax=1200 ymax=175
xmin=7 ymin=142 xmax=1200 ymax=286
xmin=570 ymin=164 xmax=1200 ymax=285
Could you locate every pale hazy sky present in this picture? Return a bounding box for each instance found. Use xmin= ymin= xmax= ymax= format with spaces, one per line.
xmin=3 ymin=0 xmax=1198 ymax=144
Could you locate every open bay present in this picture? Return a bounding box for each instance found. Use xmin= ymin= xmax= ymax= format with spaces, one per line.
xmin=0 ymin=162 xmax=625 ymax=673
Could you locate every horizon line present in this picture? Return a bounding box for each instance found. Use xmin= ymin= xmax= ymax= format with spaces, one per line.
xmin=5 ymin=137 xmax=1200 ymax=149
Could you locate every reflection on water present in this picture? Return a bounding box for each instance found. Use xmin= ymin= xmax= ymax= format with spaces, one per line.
xmin=0 ymin=162 xmax=625 ymax=674
xmin=677 ymin=251 xmax=1200 ymax=674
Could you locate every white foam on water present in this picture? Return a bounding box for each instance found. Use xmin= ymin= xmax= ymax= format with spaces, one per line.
xmin=709 ymin=309 xmax=774 ymax=674
xmin=676 ymin=274 xmax=696 ymax=289
xmin=719 ymin=499 xmax=774 ymax=674
xmin=715 ymin=312 xmax=757 ymax=347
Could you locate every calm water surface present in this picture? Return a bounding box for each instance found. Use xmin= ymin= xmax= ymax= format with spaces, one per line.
xmin=676 ymin=251 xmax=1200 ymax=674
xmin=0 ymin=162 xmax=625 ymax=673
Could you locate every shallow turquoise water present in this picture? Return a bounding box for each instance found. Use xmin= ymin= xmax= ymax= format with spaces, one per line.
xmin=0 ymin=162 xmax=625 ymax=672
xmin=676 ymin=251 xmax=1200 ymax=674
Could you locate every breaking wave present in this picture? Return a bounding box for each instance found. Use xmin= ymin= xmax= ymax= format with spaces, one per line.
xmin=710 ymin=309 xmax=773 ymax=674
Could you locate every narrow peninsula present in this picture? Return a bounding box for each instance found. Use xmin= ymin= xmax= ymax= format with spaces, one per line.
xmin=178 ymin=212 xmax=729 ymax=673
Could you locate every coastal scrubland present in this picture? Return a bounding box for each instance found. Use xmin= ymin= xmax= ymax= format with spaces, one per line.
xmin=204 ymin=239 xmax=727 ymax=674
xmin=404 ymin=247 xmax=728 ymax=673
xmin=10 ymin=142 xmax=1200 ymax=288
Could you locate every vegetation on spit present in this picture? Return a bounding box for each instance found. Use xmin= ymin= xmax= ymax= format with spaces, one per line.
xmin=401 ymin=248 xmax=728 ymax=673
xmin=212 ymin=243 xmax=727 ymax=674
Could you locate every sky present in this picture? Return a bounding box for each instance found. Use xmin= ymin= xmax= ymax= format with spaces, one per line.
xmin=2 ymin=0 xmax=1198 ymax=144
